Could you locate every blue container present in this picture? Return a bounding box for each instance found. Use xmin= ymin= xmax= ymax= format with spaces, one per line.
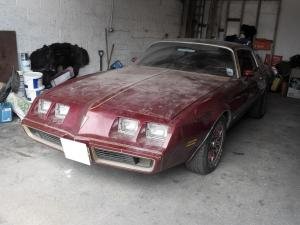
xmin=110 ymin=60 xmax=123 ymax=70
xmin=0 ymin=102 xmax=13 ymax=123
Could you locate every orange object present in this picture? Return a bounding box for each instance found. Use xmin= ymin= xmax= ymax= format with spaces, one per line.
xmin=254 ymin=38 xmax=273 ymax=50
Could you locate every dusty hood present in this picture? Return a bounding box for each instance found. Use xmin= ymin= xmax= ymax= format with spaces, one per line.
xmin=45 ymin=66 xmax=229 ymax=120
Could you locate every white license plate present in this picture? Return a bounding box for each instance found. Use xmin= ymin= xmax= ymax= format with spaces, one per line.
xmin=60 ymin=138 xmax=91 ymax=165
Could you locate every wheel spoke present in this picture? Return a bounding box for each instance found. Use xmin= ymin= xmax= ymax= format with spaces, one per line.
xmin=208 ymin=122 xmax=224 ymax=166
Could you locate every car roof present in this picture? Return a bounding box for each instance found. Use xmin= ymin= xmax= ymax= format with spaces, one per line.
xmin=155 ymin=39 xmax=251 ymax=51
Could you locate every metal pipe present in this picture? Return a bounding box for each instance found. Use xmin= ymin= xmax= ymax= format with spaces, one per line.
xmin=224 ymin=0 xmax=231 ymax=38
xmin=179 ymin=0 xmax=190 ymax=37
xmin=255 ymin=0 xmax=262 ymax=29
xmin=185 ymin=0 xmax=195 ymax=38
xmin=200 ymin=0 xmax=206 ymax=38
xmin=206 ymin=0 xmax=218 ymax=39
xmin=217 ymin=0 xmax=225 ymax=39
xmin=105 ymin=28 xmax=109 ymax=70
xmin=108 ymin=0 xmax=115 ymax=32
xmin=239 ymin=0 xmax=246 ymax=35
xmin=196 ymin=0 xmax=202 ymax=38
xmin=271 ymin=0 xmax=282 ymax=56
xmin=107 ymin=44 xmax=115 ymax=70
xmin=206 ymin=0 xmax=213 ymax=38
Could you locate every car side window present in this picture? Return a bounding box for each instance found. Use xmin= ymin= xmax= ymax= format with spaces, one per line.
xmin=237 ymin=50 xmax=257 ymax=75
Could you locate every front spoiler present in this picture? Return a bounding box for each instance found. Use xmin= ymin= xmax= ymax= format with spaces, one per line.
xmin=22 ymin=119 xmax=164 ymax=174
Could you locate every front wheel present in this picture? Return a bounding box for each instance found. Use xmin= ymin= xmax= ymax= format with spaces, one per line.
xmin=185 ymin=116 xmax=226 ymax=175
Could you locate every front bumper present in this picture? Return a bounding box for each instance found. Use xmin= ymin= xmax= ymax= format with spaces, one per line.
xmin=22 ymin=122 xmax=163 ymax=174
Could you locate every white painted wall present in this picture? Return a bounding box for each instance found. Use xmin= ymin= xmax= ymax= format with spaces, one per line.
xmin=275 ymin=0 xmax=300 ymax=60
xmin=221 ymin=0 xmax=300 ymax=60
xmin=0 ymin=0 xmax=182 ymax=75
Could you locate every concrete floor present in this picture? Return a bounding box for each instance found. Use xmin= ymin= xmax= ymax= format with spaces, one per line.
xmin=0 ymin=94 xmax=299 ymax=225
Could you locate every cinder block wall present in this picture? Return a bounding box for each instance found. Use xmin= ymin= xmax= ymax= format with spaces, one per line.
xmin=0 ymin=0 xmax=182 ymax=74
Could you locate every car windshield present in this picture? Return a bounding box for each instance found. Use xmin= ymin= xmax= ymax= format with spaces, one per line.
xmin=138 ymin=42 xmax=236 ymax=77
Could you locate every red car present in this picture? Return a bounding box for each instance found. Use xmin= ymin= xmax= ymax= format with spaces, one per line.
xmin=22 ymin=40 xmax=268 ymax=174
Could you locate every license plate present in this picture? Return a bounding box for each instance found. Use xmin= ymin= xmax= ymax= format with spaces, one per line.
xmin=60 ymin=138 xmax=91 ymax=165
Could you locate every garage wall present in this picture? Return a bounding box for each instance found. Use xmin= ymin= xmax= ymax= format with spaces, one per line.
xmin=222 ymin=0 xmax=300 ymax=60
xmin=223 ymin=0 xmax=279 ymax=39
xmin=0 ymin=0 xmax=182 ymax=75
xmin=275 ymin=0 xmax=300 ymax=60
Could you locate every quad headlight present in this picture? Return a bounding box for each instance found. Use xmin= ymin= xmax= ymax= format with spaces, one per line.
xmin=38 ymin=99 xmax=52 ymax=114
xmin=146 ymin=123 xmax=168 ymax=140
xmin=118 ymin=118 xmax=139 ymax=136
xmin=117 ymin=118 xmax=169 ymax=141
xmin=55 ymin=103 xmax=70 ymax=119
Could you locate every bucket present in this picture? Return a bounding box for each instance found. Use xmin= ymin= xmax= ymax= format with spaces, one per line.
xmin=24 ymin=72 xmax=43 ymax=89
xmin=25 ymin=85 xmax=45 ymax=102
xmin=20 ymin=53 xmax=31 ymax=72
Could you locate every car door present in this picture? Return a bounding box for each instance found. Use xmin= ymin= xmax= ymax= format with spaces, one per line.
xmin=227 ymin=49 xmax=260 ymax=120
xmin=237 ymin=49 xmax=260 ymax=103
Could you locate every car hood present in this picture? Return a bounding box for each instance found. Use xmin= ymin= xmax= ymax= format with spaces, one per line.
xmin=45 ymin=66 xmax=229 ymax=120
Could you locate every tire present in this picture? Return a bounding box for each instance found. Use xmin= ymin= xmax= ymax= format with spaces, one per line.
xmin=10 ymin=70 xmax=20 ymax=93
xmin=0 ymin=70 xmax=20 ymax=102
xmin=249 ymin=91 xmax=267 ymax=119
xmin=0 ymin=85 xmax=11 ymax=103
xmin=185 ymin=116 xmax=226 ymax=175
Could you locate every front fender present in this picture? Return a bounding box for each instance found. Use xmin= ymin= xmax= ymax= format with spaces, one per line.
xmin=161 ymin=96 xmax=230 ymax=170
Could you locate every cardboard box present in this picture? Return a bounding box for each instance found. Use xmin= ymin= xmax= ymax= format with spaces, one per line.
xmin=287 ymin=68 xmax=300 ymax=99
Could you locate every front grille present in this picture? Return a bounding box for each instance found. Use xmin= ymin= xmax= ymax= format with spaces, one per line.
xmin=94 ymin=148 xmax=153 ymax=168
xmin=28 ymin=127 xmax=62 ymax=146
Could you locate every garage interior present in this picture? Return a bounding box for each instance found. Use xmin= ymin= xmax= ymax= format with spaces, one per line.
xmin=0 ymin=0 xmax=299 ymax=225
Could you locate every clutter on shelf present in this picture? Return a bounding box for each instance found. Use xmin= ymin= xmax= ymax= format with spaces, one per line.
xmin=20 ymin=53 xmax=31 ymax=72
xmin=110 ymin=60 xmax=123 ymax=70
xmin=23 ymin=71 xmax=44 ymax=102
xmin=50 ymin=67 xmax=75 ymax=87
xmin=30 ymin=43 xmax=89 ymax=87
xmin=6 ymin=93 xmax=31 ymax=120
xmin=269 ymin=54 xmax=300 ymax=98
xmin=1 ymin=41 xmax=90 ymax=121
xmin=287 ymin=68 xmax=300 ymax=99
xmin=225 ymin=24 xmax=257 ymax=47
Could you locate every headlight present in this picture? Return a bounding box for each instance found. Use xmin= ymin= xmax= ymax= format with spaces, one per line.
xmin=38 ymin=99 xmax=51 ymax=114
xmin=146 ymin=123 xmax=168 ymax=140
xmin=118 ymin=118 xmax=139 ymax=135
xmin=55 ymin=103 xmax=70 ymax=119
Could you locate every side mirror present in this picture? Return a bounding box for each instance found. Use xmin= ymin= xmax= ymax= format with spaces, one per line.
xmin=243 ymin=69 xmax=254 ymax=77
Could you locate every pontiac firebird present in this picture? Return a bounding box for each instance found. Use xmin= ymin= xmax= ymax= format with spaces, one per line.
xmin=22 ymin=40 xmax=268 ymax=174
